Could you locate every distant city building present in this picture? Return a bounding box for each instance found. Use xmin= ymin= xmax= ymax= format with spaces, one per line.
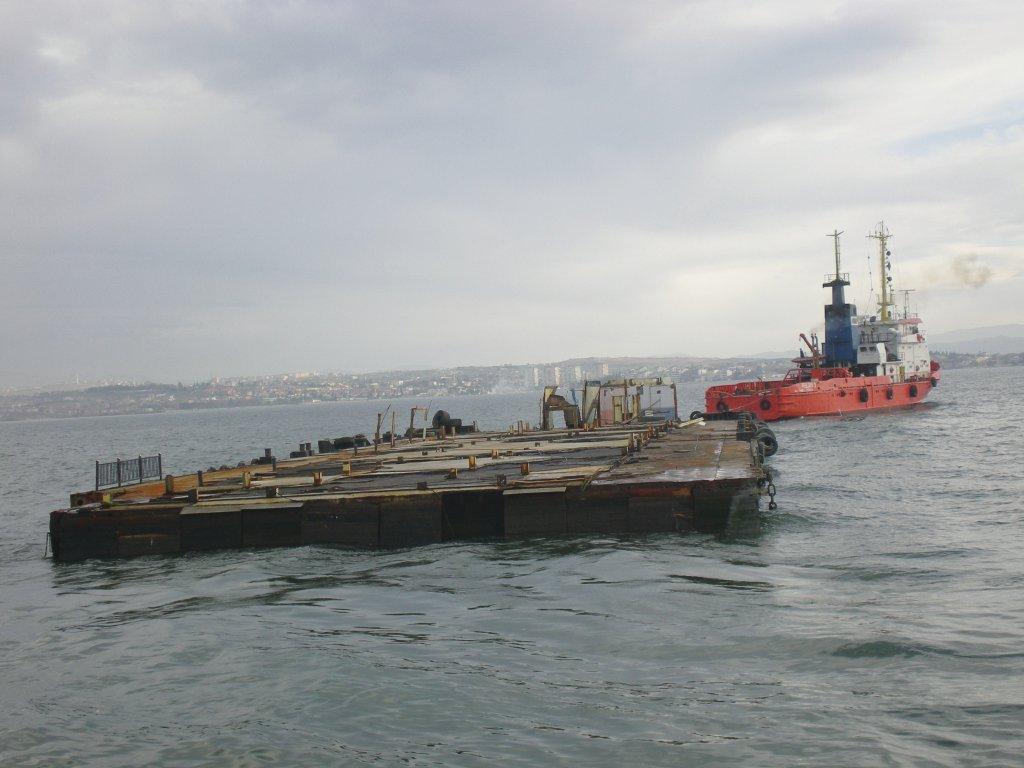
xmin=1 ymin=353 xmax=834 ymax=421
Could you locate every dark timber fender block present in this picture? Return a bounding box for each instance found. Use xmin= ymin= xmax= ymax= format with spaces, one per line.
xmin=243 ymin=505 xmax=302 ymax=548
xmin=117 ymin=534 xmax=180 ymax=557
xmin=113 ymin=507 xmax=181 ymax=537
xmin=301 ymin=499 xmax=380 ymax=548
xmin=441 ymin=491 xmax=504 ymax=540
xmin=50 ymin=509 xmax=119 ymax=561
xmin=99 ymin=507 xmax=183 ymax=561
xmin=692 ymin=483 xmax=755 ymax=533
xmin=628 ymin=495 xmax=685 ymax=533
xmin=379 ymin=495 xmax=443 ymax=548
xmin=503 ymin=488 xmax=567 ymax=537
xmin=180 ymin=508 xmax=242 ymax=551
xmin=565 ymin=491 xmax=629 ymax=534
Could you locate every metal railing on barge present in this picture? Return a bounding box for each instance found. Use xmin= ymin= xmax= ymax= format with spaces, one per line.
xmin=95 ymin=454 xmax=163 ymax=490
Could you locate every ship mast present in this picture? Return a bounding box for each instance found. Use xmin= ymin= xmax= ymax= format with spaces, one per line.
xmin=829 ymin=229 xmax=844 ymax=276
xmin=867 ymin=221 xmax=894 ymax=322
xmin=821 ymin=229 xmax=855 ymax=366
xmin=900 ymin=289 xmax=915 ymax=320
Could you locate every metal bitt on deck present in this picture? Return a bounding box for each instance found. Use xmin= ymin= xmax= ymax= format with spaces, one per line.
xmin=48 ymin=417 xmax=774 ymax=562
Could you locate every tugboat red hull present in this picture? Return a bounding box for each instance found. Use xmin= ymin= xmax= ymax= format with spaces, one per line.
xmin=705 ymin=368 xmax=939 ymax=422
xmin=707 ymin=223 xmax=939 ymax=422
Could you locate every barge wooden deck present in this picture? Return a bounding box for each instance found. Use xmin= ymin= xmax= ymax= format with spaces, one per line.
xmin=49 ymin=419 xmax=770 ymax=562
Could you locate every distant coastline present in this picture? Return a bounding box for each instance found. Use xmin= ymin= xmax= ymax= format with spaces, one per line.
xmin=0 ymin=355 xmax=784 ymax=422
xmin=932 ymin=351 xmax=1023 ymax=369
xmin=0 ymin=352 xmax=1018 ymax=422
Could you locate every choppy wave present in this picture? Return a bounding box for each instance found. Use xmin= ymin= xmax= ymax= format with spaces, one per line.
xmin=1 ymin=370 xmax=1023 ymax=766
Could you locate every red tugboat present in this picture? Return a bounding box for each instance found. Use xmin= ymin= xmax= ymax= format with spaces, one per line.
xmin=706 ymin=223 xmax=940 ymax=422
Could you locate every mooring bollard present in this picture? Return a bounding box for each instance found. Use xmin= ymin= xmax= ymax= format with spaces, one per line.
xmin=164 ymin=475 xmax=174 ymax=495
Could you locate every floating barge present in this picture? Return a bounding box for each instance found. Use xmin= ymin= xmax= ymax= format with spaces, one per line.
xmin=49 ymin=417 xmax=774 ymax=563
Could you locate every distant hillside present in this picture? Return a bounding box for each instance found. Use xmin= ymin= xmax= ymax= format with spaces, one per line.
xmin=934 ymin=351 xmax=1024 ymax=369
xmin=930 ymin=324 xmax=1024 ymax=354
xmin=741 ymin=350 xmax=795 ymax=360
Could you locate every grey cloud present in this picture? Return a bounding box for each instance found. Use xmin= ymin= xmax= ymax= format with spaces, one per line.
xmin=1 ymin=1 xmax=1022 ymax=387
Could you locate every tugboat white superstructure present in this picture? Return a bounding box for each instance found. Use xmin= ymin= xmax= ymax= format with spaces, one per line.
xmin=706 ymin=223 xmax=941 ymax=421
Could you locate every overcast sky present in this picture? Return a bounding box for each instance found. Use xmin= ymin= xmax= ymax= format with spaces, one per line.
xmin=2 ymin=1 xmax=1022 ymax=387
